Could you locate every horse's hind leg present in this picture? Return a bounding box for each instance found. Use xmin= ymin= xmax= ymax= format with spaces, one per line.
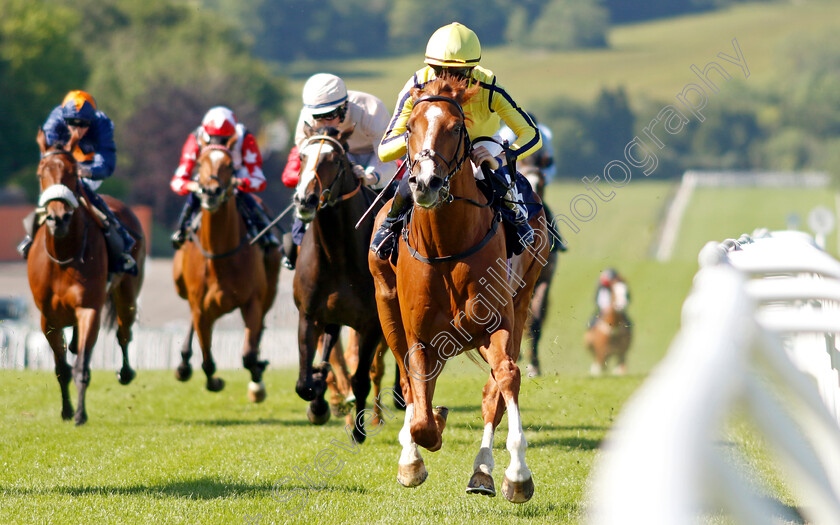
xmin=43 ymin=319 xmax=73 ymax=420
xmin=326 ymin=335 xmax=353 ymax=418
xmin=467 ymin=375 xmax=504 ymax=497
xmin=112 ymin=288 xmax=137 ymax=385
xmin=526 ymin=279 xmax=550 ymax=377
xmin=348 ymin=327 xmax=381 ymax=444
xmin=240 ymin=300 xmax=268 ymax=403
xmin=72 ymin=308 xmax=101 ymax=426
xmin=175 ymin=325 xmax=194 ymax=381
xmin=368 ymin=339 xmax=387 ymax=426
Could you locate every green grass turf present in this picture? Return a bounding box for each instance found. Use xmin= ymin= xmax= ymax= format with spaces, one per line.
xmin=282 ymin=1 xmax=840 ymax=114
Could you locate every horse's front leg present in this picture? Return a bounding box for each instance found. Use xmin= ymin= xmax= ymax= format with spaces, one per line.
xmin=484 ymin=329 xmax=534 ymax=503
xmin=175 ymin=325 xmax=194 ymax=381
xmin=296 ymin=315 xmax=332 ymax=424
xmin=72 ymin=307 xmax=101 ymax=426
xmin=348 ymin=327 xmax=380 ymax=444
xmin=193 ymin=313 xmax=224 ymax=392
xmin=43 ymin=318 xmax=73 ymax=420
xmin=240 ymin=299 xmax=268 ymax=403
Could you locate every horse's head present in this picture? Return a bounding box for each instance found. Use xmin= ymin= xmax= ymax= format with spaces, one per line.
xmin=35 ymin=129 xmax=82 ymax=239
xmin=610 ymin=280 xmax=629 ymax=312
xmin=195 ymin=143 xmax=235 ymax=212
xmin=406 ymin=75 xmax=477 ymax=208
xmin=293 ymin=125 xmax=353 ymax=222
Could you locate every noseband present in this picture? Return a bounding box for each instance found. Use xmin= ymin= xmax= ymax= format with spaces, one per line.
xmin=299 ymin=134 xmax=361 ymax=209
xmin=197 ymin=145 xmax=236 ymax=201
xmin=406 ymin=95 xmax=471 ymax=204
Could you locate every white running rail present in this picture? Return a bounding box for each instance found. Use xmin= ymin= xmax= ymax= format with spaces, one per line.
xmin=588 ymin=230 xmax=840 ymax=525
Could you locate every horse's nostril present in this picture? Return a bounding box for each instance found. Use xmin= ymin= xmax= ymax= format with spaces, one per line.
xmin=408 ymin=175 xmax=417 ymax=185
xmin=428 ymin=177 xmax=443 ymax=191
xmin=305 ymin=194 xmax=318 ymax=207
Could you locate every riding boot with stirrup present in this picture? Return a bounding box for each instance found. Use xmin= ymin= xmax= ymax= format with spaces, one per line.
xmin=501 ymin=187 xmax=534 ymax=255
xmin=370 ymin=191 xmax=411 ymax=260
xmin=82 ymin=185 xmax=138 ymax=276
xmin=171 ymin=195 xmax=199 ymax=249
xmin=16 ymin=211 xmax=40 ymax=259
xmin=281 ymin=232 xmax=297 ymax=270
xmin=252 ymin=203 xmax=280 ymax=251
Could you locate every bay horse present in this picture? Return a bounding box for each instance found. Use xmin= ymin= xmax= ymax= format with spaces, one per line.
xmin=172 ymin=141 xmax=281 ymax=401
xmin=29 ymin=129 xmax=146 ymax=425
xmin=519 ymin=154 xmax=559 ymax=378
xmin=368 ymin=76 xmax=549 ymax=502
xmin=291 ymin=125 xmax=388 ymax=443
xmin=584 ymin=276 xmax=631 ymax=375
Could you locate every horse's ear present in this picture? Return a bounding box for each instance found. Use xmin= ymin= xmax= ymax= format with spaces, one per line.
xmin=338 ymin=124 xmax=355 ymax=144
xmin=303 ymin=121 xmax=315 ymax=138
xmin=36 ymin=128 xmax=47 ymax=154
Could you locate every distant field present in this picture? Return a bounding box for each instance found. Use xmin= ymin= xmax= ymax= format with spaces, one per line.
xmin=283 ymin=1 xmax=840 ymax=114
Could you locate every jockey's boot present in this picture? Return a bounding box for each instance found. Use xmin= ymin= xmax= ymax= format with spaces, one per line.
xmin=16 ymin=211 xmax=39 ymax=259
xmin=16 ymin=236 xmax=33 ymax=259
xmin=281 ymin=232 xmax=297 ymax=270
xmin=82 ymin=184 xmax=137 ymax=276
xmin=370 ymin=191 xmax=411 ymax=260
xmin=253 ymin=205 xmax=280 ymax=251
xmin=500 ymin=187 xmax=534 ymax=256
xmin=171 ymin=196 xmax=199 ymax=249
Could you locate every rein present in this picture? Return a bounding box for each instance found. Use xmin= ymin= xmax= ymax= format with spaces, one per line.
xmin=300 ymin=134 xmax=362 ymax=209
xmin=43 ymin=221 xmax=88 ymax=266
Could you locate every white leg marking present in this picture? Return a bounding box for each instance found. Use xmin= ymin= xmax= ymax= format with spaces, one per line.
xmin=472 ymin=422 xmax=495 ymax=475
xmin=398 ymin=403 xmax=422 ymax=466
xmin=504 ymin=402 xmax=531 ymax=482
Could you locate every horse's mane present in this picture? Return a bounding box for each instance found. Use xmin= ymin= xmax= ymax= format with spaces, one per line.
xmin=411 ymin=74 xmax=480 ymax=125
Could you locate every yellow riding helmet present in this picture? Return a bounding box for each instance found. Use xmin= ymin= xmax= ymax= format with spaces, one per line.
xmin=424 ymin=22 xmax=481 ymax=67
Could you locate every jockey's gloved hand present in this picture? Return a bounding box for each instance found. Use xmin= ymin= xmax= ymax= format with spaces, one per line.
xmin=352 ymin=164 xmax=380 ymax=187
xmin=470 ymin=146 xmax=499 ymax=170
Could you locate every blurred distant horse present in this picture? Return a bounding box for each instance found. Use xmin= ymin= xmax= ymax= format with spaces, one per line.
xmin=369 ymin=75 xmax=549 ymax=502
xmin=28 ymin=129 xmax=146 ymax=425
xmin=291 ymin=125 xmax=387 ymax=443
xmin=584 ymin=275 xmax=631 ymax=375
xmin=173 ymin=141 xmax=281 ymax=401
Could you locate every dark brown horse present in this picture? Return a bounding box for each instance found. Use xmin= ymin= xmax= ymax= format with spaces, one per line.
xmin=585 ymin=276 xmax=631 ymax=375
xmin=173 ymin=142 xmax=281 ymax=401
xmin=28 ymin=129 xmax=146 ymax=425
xmin=369 ymin=76 xmax=549 ymax=502
xmin=291 ymin=125 xmax=387 ymax=443
xmin=519 ymin=155 xmax=558 ymax=378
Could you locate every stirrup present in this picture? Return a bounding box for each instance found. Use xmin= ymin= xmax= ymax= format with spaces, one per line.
xmin=17 ymin=236 xmax=32 ymax=259
xmin=281 ymin=255 xmax=295 ymax=271
xmin=120 ymin=253 xmax=138 ymax=276
xmin=171 ymin=229 xmax=186 ymax=249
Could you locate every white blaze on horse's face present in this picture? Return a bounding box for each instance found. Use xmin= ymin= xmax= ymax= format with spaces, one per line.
xmin=612 ymin=281 xmax=629 ymax=311
xmin=294 ymin=140 xmax=337 ymax=220
xmin=411 ymin=104 xmax=445 ymax=208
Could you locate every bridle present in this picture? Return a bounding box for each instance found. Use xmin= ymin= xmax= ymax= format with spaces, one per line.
xmin=196 ymin=144 xmax=236 ymax=204
xmin=299 ymin=134 xmax=361 ymax=210
xmin=406 ymin=95 xmax=471 ymax=205
xmin=37 ymin=149 xmax=87 ymax=265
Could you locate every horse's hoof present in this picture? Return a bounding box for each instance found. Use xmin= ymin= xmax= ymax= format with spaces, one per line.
xmin=330 ymin=395 xmax=354 ymax=417
xmin=61 ymin=407 xmax=73 ymax=421
xmin=352 ymin=425 xmax=366 ymax=445
xmin=117 ymin=367 xmax=136 ymax=385
xmin=397 ymin=460 xmax=428 ymax=487
xmin=175 ymin=365 xmax=192 ymax=382
xmin=306 ymin=402 xmax=330 ymax=425
xmin=466 ymin=471 xmax=496 ymax=497
xmin=74 ymin=412 xmax=88 ymax=426
xmin=526 ymin=364 xmax=540 ymax=378
xmin=206 ymin=377 xmax=225 ymax=392
xmin=612 ymin=364 xmax=627 ymax=376
xmin=502 ymin=475 xmax=534 ymax=503
xmin=589 ymin=363 xmax=604 ymax=376
xmin=433 ymin=406 xmax=449 ymax=432
xmin=247 ymin=381 xmax=266 ymax=403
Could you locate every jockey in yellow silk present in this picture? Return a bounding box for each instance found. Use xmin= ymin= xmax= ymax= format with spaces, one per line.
xmin=372 ymin=22 xmax=543 ymax=259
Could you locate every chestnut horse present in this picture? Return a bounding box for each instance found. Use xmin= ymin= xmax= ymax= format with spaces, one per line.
xmin=519 ymin=156 xmax=559 ymax=378
xmin=29 ymin=129 xmax=146 ymax=425
xmin=173 ymin=143 xmax=281 ymax=401
xmin=291 ymin=125 xmax=387 ymax=443
xmin=369 ymin=76 xmax=549 ymax=502
xmin=585 ymin=276 xmax=631 ymax=375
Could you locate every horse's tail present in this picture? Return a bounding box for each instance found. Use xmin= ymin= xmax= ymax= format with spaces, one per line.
xmin=103 ymin=293 xmax=118 ymax=332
